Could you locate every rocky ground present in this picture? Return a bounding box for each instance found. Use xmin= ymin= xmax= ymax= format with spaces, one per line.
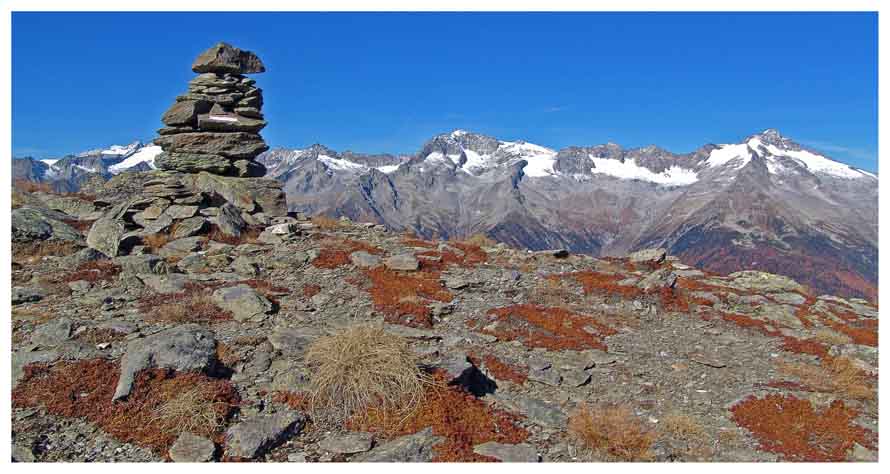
xmin=10 ymin=186 xmax=879 ymax=463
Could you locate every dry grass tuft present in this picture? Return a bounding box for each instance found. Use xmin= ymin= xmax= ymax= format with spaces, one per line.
xmin=154 ymin=386 xmax=229 ymax=434
xmin=776 ymin=356 xmax=875 ymax=401
xmin=658 ymin=411 xmax=714 ymax=460
xmin=305 ymin=324 xmax=430 ymax=423
xmin=13 ymin=240 xmax=82 ymax=264
xmin=142 ymin=232 xmax=173 ymax=252
xmin=349 ymin=371 xmax=529 ymax=462
xmin=568 ymin=403 xmax=656 ymax=461
xmin=811 ymin=328 xmax=853 ymax=346
xmin=207 ymin=225 xmax=262 ymax=245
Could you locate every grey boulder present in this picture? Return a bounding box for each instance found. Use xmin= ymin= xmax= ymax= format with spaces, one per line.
xmin=225 ymin=411 xmax=305 ymax=459
xmin=212 ymin=284 xmax=272 ymax=322
xmin=113 ymin=324 xmax=217 ymax=401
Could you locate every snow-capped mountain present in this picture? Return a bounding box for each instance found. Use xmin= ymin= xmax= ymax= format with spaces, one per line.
xmin=13 ymin=141 xmax=161 ymax=192
xmin=257 ymin=128 xmax=877 ymax=300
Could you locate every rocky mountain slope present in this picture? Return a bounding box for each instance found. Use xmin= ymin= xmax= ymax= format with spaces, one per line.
xmin=255 ymin=129 xmax=878 ymax=302
xmin=15 ymin=129 xmax=877 ymax=301
xmin=11 ymin=184 xmax=878 ymax=462
xmin=12 ymin=142 xmax=161 ymax=192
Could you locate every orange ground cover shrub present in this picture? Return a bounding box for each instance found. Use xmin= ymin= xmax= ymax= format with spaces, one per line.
xmin=823 ymin=319 xmax=878 ymax=347
xmin=481 ymin=304 xmax=616 ymax=351
xmin=560 ymin=271 xmax=644 ymax=299
xmin=568 ymin=403 xmax=656 ymax=461
xmin=12 ymin=359 xmax=240 ymax=456
xmin=720 ymin=312 xmax=829 ymax=358
xmin=311 ymin=238 xmax=384 ymax=269
xmin=479 ymin=354 xmax=528 ymax=385
xmin=729 ymin=394 xmax=875 ymax=461
xmin=302 ymin=284 xmax=322 ymax=298
xmin=60 ymin=260 xmax=121 ymax=283
xmin=364 ymin=266 xmax=453 ymax=328
xmin=349 ymin=372 xmax=529 ymax=462
xmin=271 ymin=391 xmax=311 ymax=411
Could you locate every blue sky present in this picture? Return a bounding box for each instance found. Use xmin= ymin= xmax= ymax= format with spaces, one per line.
xmin=12 ymin=12 xmax=878 ymax=171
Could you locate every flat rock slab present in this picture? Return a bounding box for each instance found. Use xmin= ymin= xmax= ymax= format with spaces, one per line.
xmin=212 ymin=284 xmax=272 ymax=322
xmin=268 ymin=327 xmax=316 ymax=357
xmin=351 ymin=428 xmax=443 ymax=462
xmin=30 ymin=317 xmax=72 ymax=348
xmin=12 ymin=287 xmax=44 ymax=305
xmin=350 ymin=251 xmax=381 ymax=268
xmin=628 ymin=247 xmax=667 ymax=265
xmin=225 ymin=411 xmax=305 ymax=459
xmin=473 ymin=442 xmax=539 ymax=462
xmin=385 ymin=253 xmax=419 ymax=271
xmin=511 ymin=396 xmax=567 ymax=427
xmin=169 ymin=432 xmax=215 ymax=462
xmin=318 ymin=432 xmax=374 ymax=454
xmin=138 ymin=273 xmax=190 ymax=295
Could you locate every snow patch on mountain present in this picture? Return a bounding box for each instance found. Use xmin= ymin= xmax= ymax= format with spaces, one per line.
xmin=78 ymin=142 xmax=142 ymax=158
xmin=706 ymin=143 xmax=753 ymax=169
xmin=502 ymin=141 xmax=557 ymax=177
xmin=589 ymin=156 xmax=699 ymax=186
xmin=108 ymin=145 xmax=162 ymax=174
xmin=760 ymin=141 xmax=873 ymax=179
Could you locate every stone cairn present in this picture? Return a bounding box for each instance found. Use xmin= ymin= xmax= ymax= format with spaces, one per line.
xmin=155 ymin=42 xmax=269 ymax=177
xmin=86 ymin=42 xmax=290 ymax=258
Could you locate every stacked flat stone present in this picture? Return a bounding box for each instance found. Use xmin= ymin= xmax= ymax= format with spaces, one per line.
xmin=155 ymin=42 xmax=269 ymax=177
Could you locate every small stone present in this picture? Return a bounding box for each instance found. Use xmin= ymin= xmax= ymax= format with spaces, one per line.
xmin=169 ymin=432 xmax=216 ymax=462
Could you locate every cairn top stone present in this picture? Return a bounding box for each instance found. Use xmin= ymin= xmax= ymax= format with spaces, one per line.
xmin=192 ymin=42 xmax=266 ymax=75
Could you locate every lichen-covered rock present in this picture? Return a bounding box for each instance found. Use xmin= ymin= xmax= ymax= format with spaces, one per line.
xmin=168 ymin=432 xmax=216 ymax=462
xmin=113 ymin=325 xmax=217 ymax=400
xmin=352 ymin=428 xmax=443 ymax=462
xmin=212 ymin=284 xmax=272 ymax=322
xmin=12 ymin=206 xmax=83 ymax=242
xmin=225 ymin=411 xmax=305 ymax=459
